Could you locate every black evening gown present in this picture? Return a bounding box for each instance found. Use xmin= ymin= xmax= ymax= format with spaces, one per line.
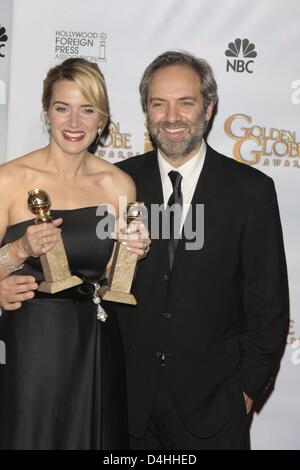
xmin=0 ymin=207 xmax=128 ymax=450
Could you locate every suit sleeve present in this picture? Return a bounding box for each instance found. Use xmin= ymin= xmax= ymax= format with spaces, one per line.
xmin=239 ymin=176 xmax=289 ymax=401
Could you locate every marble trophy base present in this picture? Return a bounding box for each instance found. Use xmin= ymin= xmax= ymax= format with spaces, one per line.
xmin=38 ymin=238 xmax=82 ymax=294
xmin=99 ymin=242 xmax=137 ymax=305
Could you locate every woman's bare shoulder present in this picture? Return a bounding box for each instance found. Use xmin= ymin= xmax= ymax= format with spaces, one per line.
xmin=89 ymin=155 xmax=136 ymax=194
xmin=0 ymin=149 xmax=46 ymax=197
xmin=0 ymin=149 xmax=44 ymax=174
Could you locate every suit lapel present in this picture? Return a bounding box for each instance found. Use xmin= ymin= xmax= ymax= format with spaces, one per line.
xmin=135 ymin=147 xmax=223 ymax=271
xmin=137 ymin=152 xmax=164 ymax=206
xmin=172 ymin=145 xmax=222 ymax=269
xmin=136 ymin=152 xmax=170 ymax=266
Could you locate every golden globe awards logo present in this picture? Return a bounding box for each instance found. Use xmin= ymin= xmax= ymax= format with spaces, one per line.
xmin=224 ymin=114 xmax=300 ymax=168
xmin=55 ymin=30 xmax=107 ymax=63
xmin=144 ymin=125 xmax=154 ymax=153
xmin=288 ymin=320 xmax=300 ymax=346
xmin=288 ymin=319 xmax=300 ymax=366
xmin=225 ymin=38 xmax=257 ymax=73
xmin=96 ymin=121 xmax=140 ymax=161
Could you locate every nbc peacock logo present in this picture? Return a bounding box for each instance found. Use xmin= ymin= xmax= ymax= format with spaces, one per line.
xmin=225 ymin=38 xmax=257 ymax=73
xmin=0 ymin=26 xmax=8 ymax=58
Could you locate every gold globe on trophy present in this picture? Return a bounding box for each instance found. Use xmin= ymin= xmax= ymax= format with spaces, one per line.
xmin=99 ymin=201 xmax=145 ymax=305
xmin=27 ymin=189 xmax=82 ymax=293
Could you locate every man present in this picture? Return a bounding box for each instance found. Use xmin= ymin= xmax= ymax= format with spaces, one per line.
xmin=0 ymin=51 xmax=289 ymax=449
xmin=115 ymin=50 xmax=289 ymax=450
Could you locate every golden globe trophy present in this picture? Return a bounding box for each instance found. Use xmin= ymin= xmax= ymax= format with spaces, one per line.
xmin=27 ymin=189 xmax=83 ymax=293
xmin=99 ymin=202 xmax=145 ymax=305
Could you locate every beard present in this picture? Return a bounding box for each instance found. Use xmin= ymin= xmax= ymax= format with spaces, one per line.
xmin=147 ymin=111 xmax=207 ymax=161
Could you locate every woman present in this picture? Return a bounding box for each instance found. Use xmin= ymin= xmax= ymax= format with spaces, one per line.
xmin=0 ymin=58 xmax=149 ymax=449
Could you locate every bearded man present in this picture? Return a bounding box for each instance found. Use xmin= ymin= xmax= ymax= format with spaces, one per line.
xmin=116 ymin=50 xmax=289 ymax=450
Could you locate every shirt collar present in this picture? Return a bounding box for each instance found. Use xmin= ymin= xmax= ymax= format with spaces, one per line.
xmin=157 ymin=139 xmax=206 ymax=185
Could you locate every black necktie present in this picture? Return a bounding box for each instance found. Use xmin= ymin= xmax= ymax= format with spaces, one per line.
xmin=167 ymin=170 xmax=183 ymax=269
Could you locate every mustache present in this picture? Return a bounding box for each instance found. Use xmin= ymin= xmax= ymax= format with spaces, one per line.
xmin=151 ymin=121 xmax=191 ymax=129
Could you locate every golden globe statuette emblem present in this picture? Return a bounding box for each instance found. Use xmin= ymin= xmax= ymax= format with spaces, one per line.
xmin=99 ymin=202 xmax=145 ymax=305
xmin=27 ymin=189 xmax=83 ymax=293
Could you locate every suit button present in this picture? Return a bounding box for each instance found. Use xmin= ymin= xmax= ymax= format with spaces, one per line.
xmin=163 ymin=312 xmax=172 ymax=319
xmin=163 ymin=273 xmax=170 ymax=281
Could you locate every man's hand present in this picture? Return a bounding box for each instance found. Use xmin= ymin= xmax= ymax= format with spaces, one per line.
xmin=112 ymin=222 xmax=151 ymax=260
xmin=243 ymin=392 xmax=254 ymax=414
xmin=0 ymin=275 xmax=38 ymax=311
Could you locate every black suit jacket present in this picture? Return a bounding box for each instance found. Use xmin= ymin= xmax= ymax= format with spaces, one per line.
xmin=116 ymin=145 xmax=289 ymax=438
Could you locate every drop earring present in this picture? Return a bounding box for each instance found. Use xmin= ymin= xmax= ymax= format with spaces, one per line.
xmin=46 ymin=122 xmax=51 ymax=130
xmin=97 ymin=126 xmax=102 ymax=135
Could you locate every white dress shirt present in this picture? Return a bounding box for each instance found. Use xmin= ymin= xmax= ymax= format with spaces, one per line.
xmin=157 ymin=139 xmax=207 ymax=230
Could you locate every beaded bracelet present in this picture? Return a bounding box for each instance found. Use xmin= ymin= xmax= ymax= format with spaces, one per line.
xmin=0 ymin=243 xmax=24 ymax=273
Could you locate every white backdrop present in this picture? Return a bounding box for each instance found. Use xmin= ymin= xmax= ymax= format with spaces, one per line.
xmin=0 ymin=0 xmax=12 ymax=160
xmin=1 ymin=0 xmax=300 ymax=449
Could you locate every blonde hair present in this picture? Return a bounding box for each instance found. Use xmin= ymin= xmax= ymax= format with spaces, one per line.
xmin=42 ymin=58 xmax=110 ymax=127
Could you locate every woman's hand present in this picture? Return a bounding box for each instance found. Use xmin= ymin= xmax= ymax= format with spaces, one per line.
xmin=17 ymin=218 xmax=63 ymax=259
xmin=113 ymin=221 xmax=151 ymax=260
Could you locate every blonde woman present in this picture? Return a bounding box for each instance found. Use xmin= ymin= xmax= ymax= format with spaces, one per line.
xmin=0 ymin=58 xmax=149 ymax=449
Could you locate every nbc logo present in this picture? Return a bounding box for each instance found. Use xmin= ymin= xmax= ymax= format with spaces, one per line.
xmin=225 ymin=38 xmax=257 ymax=74
xmin=0 ymin=26 xmax=8 ymax=58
